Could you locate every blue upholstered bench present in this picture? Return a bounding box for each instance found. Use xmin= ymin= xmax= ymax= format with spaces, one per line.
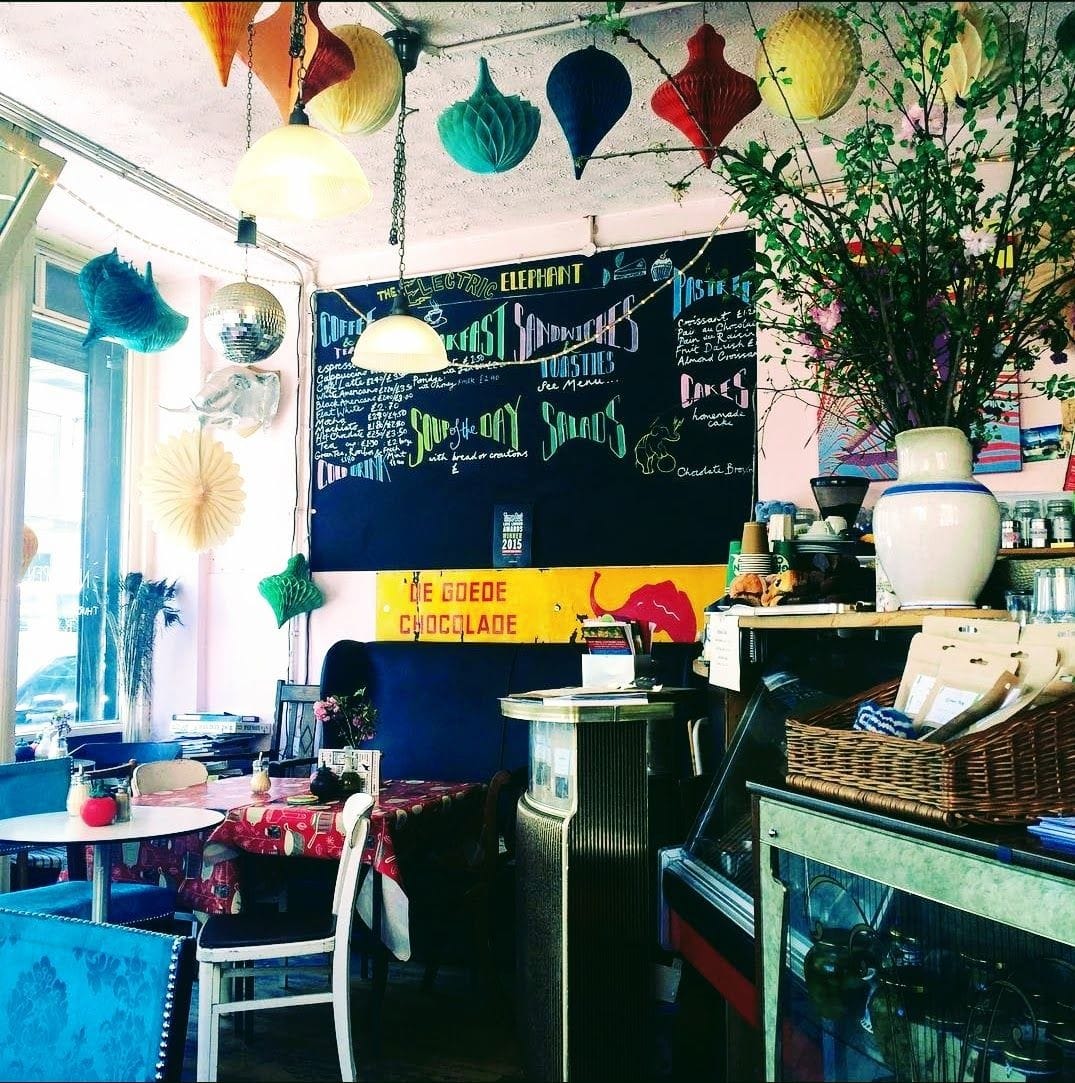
xmin=319 ymin=639 xmax=703 ymax=783
xmin=0 ymin=907 xmax=195 ymax=1081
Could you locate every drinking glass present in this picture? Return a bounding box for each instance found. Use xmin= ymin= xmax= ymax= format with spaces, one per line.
xmin=1053 ymin=567 xmax=1075 ymax=622
xmin=1032 ymin=568 xmax=1057 ymax=623
xmin=1005 ymin=590 xmax=1033 ymax=626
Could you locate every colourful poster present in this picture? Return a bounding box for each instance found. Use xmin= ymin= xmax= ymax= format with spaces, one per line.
xmin=374 ymin=565 xmax=726 ymax=644
xmin=818 ymin=367 xmax=1022 ymax=477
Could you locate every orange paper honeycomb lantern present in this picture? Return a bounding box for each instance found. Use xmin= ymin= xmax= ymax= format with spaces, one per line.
xmin=240 ymin=1 xmax=355 ymax=122
xmin=755 ymin=6 xmax=861 ymax=121
xmin=182 ymin=2 xmax=263 ymax=86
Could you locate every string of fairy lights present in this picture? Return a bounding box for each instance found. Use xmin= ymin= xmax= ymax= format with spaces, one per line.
xmin=323 ymin=199 xmax=744 ymax=370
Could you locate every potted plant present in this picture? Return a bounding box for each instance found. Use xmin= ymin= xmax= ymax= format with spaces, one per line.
xmin=110 ymin=573 xmax=181 ymax=739
xmin=695 ymin=2 xmax=1075 ymax=606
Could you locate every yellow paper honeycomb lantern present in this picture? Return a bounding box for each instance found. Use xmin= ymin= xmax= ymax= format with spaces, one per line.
xmin=926 ymin=3 xmax=1016 ymax=103
xmin=307 ymin=24 xmax=403 ymax=136
xmin=755 ymin=6 xmax=861 ymax=121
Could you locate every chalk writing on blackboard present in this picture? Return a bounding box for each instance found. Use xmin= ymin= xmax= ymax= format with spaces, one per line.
xmin=311 ymin=233 xmax=756 ymax=571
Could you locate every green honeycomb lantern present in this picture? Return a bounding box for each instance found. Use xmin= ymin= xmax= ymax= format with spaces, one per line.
xmin=437 ymin=57 xmax=541 ymax=174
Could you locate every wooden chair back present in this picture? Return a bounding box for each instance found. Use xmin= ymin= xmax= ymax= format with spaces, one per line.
xmin=268 ymin=680 xmax=322 ymax=775
xmin=133 ymin=758 xmax=209 ymax=796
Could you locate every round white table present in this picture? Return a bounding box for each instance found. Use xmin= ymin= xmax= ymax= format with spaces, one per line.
xmin=0 ymin=806 xmax=223 ymax=922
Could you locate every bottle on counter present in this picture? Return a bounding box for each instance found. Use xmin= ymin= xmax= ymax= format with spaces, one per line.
xmin=66 ymin=767 xmax=89 ymax=818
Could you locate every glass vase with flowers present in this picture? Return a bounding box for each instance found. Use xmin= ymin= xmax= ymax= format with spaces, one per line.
xmin=312 ymin=689 xmax=378 ymax=749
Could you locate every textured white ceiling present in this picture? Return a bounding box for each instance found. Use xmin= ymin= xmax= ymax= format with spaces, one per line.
xmin=0 ymin=2 xmax=1066 ymax=285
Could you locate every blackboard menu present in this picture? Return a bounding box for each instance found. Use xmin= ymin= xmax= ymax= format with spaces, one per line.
xmin=311 ymin=232 xmax=756 ymax=572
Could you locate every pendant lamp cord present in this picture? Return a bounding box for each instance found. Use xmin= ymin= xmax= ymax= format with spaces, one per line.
xmin=389 ymin=74 xmax=409 ymax=295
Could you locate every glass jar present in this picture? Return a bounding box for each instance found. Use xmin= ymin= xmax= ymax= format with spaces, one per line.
xmin=1015 ymin=500 xmax=1043 ymax=546
xmin=1031 ymin=518 xmax=1051 ymax=548
xmin=1048 ymin=499 xmax=1074 ymax=545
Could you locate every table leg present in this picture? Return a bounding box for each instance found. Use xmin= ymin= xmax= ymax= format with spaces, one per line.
xmin=91 ymin=843 xmax=112 ymax=923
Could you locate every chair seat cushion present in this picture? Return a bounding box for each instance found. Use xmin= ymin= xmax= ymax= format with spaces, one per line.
xmin=198 ymin=910 xmax=335 ymax=950
xmin=2 ymin=880 xmax=175 ymax=925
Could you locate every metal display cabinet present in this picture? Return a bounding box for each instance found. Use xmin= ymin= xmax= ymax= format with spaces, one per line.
xmin=754 ymin=785 xmax=1075 ymax=1082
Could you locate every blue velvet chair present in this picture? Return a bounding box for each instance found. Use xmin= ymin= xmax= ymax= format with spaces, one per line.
xmin=0 ymin=758 xmax=175 ymax=927
xmin=0 ymin=907 xmax=195 ymax=1082
xmin=70 ymin=739 xmax=182 ymax=770
xmin=0 ymin=759 xmax=71 ymax=884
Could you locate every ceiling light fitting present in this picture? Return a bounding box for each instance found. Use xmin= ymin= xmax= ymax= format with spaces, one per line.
xmin=353 ymin=27 xmax=448 ymax=375
xmin=230 ymin=1 xmax=371 ymax=222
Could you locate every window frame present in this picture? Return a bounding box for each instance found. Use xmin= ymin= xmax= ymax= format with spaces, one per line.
xmin=24 ymin=267 xmax=126 ymax=730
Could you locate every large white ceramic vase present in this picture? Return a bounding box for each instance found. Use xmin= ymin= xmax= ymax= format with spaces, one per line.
xmin=872 ymin=426 xmax=1000 ymax=608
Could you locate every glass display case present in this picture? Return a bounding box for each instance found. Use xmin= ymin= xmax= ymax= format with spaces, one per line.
xmin=754 ymin=785 xmax=1075 ymax=1082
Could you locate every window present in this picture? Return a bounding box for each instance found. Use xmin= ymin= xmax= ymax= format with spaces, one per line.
xmin=16 ymin=252 xmax=125 ymax=740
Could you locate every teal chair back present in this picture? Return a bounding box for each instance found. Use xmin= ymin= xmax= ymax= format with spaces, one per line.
xmin=0 ymin=907 xmax=195 ymax=1081
xmin=0 ymin=758 xmax=69 ymax=816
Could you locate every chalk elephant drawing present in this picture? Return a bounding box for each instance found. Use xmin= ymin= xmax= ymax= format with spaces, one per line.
xmin=589 ymin=571 xmax=697 ymax=645
xmin=634 ymin=417 xmax=682 ymax=475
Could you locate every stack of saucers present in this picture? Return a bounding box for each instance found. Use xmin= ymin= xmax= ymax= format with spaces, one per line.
xmin=735 ymin=551 xmax=776 ymax=576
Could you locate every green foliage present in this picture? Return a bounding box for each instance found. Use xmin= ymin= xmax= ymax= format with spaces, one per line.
xmin=710 ymin=2 xmax=1075 ymax=444
xmin=109 ymin=573 xmax=181 ymax=721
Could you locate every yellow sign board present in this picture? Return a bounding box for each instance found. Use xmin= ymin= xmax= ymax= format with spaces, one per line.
xmin=375 ymin=565 xmax=727 ymax=644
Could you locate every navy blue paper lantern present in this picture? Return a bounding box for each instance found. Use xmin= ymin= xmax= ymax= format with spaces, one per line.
xmin=546 ymin=45 xmax=632 ymax=180
xmin=438 ymin=57 xmax=541 ymax=174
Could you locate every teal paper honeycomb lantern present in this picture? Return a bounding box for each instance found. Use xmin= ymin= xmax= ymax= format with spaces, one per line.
xmin=437 ymin=57 xmax=541 ymax=174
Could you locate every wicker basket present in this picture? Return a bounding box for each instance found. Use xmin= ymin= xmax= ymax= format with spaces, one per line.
xmin=785 ymin=678 xmax=1075 ymax=826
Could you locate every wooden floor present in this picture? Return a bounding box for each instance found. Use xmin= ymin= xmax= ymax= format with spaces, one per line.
xmin=182 ymin=954 xmax=525 ymax=1082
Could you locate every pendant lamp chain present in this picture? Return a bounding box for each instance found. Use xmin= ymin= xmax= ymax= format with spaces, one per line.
xmin=389 ymin=72 xmax=409 ymax=294
xmin=290 ymin=1 xmax=309 ymax=104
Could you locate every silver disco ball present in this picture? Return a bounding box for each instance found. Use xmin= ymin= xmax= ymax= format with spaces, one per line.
xmin=204 ymin=281 xmax=286 ymax=365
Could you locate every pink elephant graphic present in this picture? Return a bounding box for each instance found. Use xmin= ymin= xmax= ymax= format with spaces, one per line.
xmin=589 ymin=571 xmax=698 ymax=646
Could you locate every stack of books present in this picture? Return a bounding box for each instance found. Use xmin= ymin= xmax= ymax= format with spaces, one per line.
xmin=170 ymin=713 xmax=270 ymax=762
xmin=1028 ymin=817 xmax=1075 ymax=854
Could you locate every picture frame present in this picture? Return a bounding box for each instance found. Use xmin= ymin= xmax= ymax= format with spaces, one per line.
xmin=317 ymin=748 xmax=381 ymax=798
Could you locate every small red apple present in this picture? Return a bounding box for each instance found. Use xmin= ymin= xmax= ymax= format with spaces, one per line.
xmin=80 ymin=789 xmax=117 ymax=827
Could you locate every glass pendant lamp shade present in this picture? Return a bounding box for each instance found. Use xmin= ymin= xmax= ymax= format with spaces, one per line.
xmin=353 ymin=295 xmax=449 ymax=373
xmin=230 ymin=105 xmax=371 ymax=221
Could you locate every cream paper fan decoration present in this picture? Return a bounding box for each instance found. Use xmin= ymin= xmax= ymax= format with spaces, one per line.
xmin=141 ymin=429 xmax=246 ymax=550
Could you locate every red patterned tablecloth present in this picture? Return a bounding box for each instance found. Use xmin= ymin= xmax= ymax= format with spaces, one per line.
xmin=117 ymin=777 xmax=484 ymax=917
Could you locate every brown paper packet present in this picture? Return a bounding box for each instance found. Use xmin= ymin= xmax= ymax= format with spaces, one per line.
xmin=896 ymin=634 xmax=1027 ymax=715
xmin=921 ymin=671 xmax=1025 ymax=742
xmin=912 ymin=655 xmax=1020 ymax=730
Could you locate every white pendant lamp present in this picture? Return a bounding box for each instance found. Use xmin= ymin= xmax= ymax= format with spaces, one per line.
xmin=230 ymin=3 xmax=371 ymax=222
xmin=353 ymin=28 xmax=449 ymax=374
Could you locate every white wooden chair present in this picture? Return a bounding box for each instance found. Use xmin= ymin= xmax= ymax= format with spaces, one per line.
xmin=132 ymin=757 xmax=209 ymax=796
xmin=195 ymin=792 xmax=375 ymax=1082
